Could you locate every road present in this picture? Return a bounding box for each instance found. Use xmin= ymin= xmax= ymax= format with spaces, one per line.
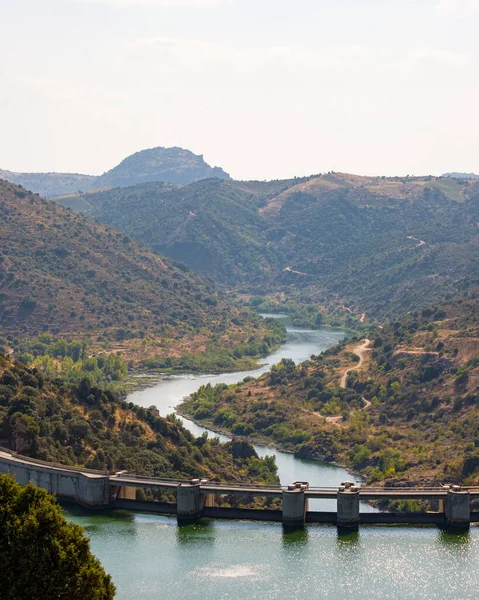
xmin=340 ymin=339 xmax=371 ymax=389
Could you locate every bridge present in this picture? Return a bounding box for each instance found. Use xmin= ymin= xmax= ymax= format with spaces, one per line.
xmin=1 ymin=448 xmax=477 ymax=530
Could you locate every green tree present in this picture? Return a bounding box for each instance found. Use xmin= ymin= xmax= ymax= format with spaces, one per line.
xmin=0 ymin=474 xmax=115 ymax=599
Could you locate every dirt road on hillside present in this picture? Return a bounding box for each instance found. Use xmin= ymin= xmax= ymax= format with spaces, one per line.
xmin=326 ymin=339 xmax=372 ymax=425
xmin=340 ymin=339 xmax=371 ymax=389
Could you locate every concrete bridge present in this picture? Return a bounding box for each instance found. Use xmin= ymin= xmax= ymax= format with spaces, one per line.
xmin=1 ymin=448 xmax=478 ymax=530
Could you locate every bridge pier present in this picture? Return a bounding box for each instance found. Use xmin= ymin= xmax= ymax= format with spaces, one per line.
xmin=117 ymin=486 xmax=136 ymax=500
xmin=282 ymin=482 xmax=309 ymax=530
xmin=444 ymin=485 xmax=470 ymax=530
xmin=177 ymin=479 xmax=207 ymax=523
xmin=337 ymin=482 xmax=360 ymax=530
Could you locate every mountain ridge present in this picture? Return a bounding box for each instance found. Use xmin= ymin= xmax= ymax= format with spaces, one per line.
xmin=63 ymin=173 xmax=479 ymax=319
xmin=0 ymin=147 xmax=230 ymax=197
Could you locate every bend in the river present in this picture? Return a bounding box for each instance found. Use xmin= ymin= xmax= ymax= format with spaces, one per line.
xmin=128 ymin=314 xmax=374 ymax=512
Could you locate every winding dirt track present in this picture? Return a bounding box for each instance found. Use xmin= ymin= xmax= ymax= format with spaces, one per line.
xmin=340 ymin=339 xmax=371 ymax=389
xmin=326 ymin=339 xmax=372 ymax=424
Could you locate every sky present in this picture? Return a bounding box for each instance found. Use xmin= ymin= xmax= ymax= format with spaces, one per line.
xmin=0 ymin=0 xmax=478 ymax=180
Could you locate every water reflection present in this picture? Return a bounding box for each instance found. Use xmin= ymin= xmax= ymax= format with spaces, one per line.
xmin=282 ymin=528 xmax=309 ymax=547
xmin=176 ymin=521 xmax=216 ymax=546
xmin=336 ymin=529 xmax=360 ymax=549
xmin=437 ymin=529 xmax=471 ymax=550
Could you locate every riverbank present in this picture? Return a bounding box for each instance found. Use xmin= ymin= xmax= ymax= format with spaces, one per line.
xmin=122 ymin=358 xmax=271 ymax=395
xmin=175 ymin=405 xmax=361 ymax=480
xmin=125 ymin=320 xmax=376 ymax=506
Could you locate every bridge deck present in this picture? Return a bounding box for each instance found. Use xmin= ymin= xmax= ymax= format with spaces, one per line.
xmin=4 ymin=448 xmax=479 ymax=504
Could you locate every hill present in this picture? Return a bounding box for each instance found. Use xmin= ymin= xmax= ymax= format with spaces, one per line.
xmin=0 ymin=179 xmax=282 ymax=369
xmin=64 ymin=179 xmax=303 ymax=284
xmin=94 ymin=146 xmax=230 ymax=188
xmin=0 ymin=169 xmax=95 ymax=198
xmin=69 ymin=173 xmax=479 ymax=319
xmin=0 ymin=354 xmax=278 ymax=485
xmin=180 ymin=296 xmax=479 ymax=490
xmin=1 ymin=147 xmax=230 ymax=197
xmin=443 ymin=172 xmax=479 ymax=179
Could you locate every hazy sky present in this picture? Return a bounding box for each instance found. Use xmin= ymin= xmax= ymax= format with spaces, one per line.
xmin=0 ymin=0 xmax=478 ymax=180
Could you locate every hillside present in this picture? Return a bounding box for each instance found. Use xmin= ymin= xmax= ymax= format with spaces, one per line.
xmin=0 ymin=354 xmax=278 ymax=485
xmin=69 ymin=173 xmax=479 ymax=318
xmin=0 ymin=179 xmax=281 ymax=368
xmin=0 ymin=169 xmax=95 ymax=198
xmin=67 ymin=179 xmax=300 ymax=284
xmin=443 ymin=172 xmax=479 ymax=179
xmin=1 ymin=147 xmax=230 ymax=197
xmin=180 ymin=296 xmax=479 ymax=489
xmin=94 ymin=146 xmax=230 ymax=188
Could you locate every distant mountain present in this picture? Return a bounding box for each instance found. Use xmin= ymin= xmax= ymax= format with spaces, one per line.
xmin=95 ymin=146 xmax=230 ymax=188
xmin=443 ymin=172 xmax=479 ymax=179
xmin=66 ymin=173 xmax=479 ymax=318
xmin=0 ymin=169 xmax=95 ymax=197
xmin=0 ymin=147 xmax=230 ymax=197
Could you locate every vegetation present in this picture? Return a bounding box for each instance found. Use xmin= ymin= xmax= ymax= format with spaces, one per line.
xmin=73 ymin=178 xmax=291 ymax=284
xmin=69 ymin=173 xmax=479 ymax=319
xmin=139 ymin=316 xmax=286 ymax=373
xmin=0 ymin=474 xmax=115 ymax=599
xmin=246 ymin=294 xmax=363 ymax=330
xmin=0 ymin=353 xmax=278 ymax=485
xmin=180 ymin=296 xmax=479 ymax=488
xmin=94 ymin=146 xmax=230 ymax=188
xmin=15 ymin=334 xmax=127 ymax=389
xmin=1 ymin=146 xmax=230 ymax=197
xmin=0 ymin=168 xmax=95 ymax=198
xmin=0 ymin=179 xmax=280 ymax=370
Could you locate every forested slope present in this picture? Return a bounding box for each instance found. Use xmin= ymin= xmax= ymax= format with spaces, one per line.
xmin=0 ymin=354 xmax=278 ymax=484
xmin=0 ymin=179 xmax=280 ymax=367
xmin=67 ymin=173 xmax=479 ymax=318
xmin=180 ymin=295 xmax=479 ymax=488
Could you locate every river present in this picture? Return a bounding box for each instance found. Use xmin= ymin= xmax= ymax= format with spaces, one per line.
xmin=126 ymin=314 xmax=367 ymax=510
xmin=66 ymin=315 xmax=479 ymax=599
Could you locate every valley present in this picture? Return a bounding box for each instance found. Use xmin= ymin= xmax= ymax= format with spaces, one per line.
xmin=180 ymin=297 xmax=479 ymax=492
xmin=1 ymin=152 xmax=478 ymax=597
xmin=0 ymin=179 xmax=286 ymax=380
xmin=58 ymin=172 xmax=478 ymax=320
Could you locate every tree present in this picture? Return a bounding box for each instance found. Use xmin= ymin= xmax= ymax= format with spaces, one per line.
xmin=0 ymin=474 xmax=115 ymax=599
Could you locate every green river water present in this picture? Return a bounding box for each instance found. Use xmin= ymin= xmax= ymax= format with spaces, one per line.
xmin=65 ymin=316 xmax=479 ymax=599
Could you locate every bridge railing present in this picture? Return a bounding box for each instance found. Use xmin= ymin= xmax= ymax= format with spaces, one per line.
xmin=111 ymin=473 xmax=186 ymax=485
xmin=201 ymin=481 xmax=283 ymax=490
xmin=3 ymin=447 xmax=478 ymax=495
xmin=0 ymin=446 xmax=109 ymax=476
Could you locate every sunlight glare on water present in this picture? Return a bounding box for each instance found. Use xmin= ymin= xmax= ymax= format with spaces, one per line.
xmin=69 ymin=510 xmax=479 ymax=600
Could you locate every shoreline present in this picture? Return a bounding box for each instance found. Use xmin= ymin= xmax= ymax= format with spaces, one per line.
xmin=175 ymin=405 xmax=362 ymax=482
xmin=121 ymin=359 xmax=270 ymax=394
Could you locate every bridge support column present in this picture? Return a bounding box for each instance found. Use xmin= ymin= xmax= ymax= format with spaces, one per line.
xmin=337 ymin=482 xmax=360 ymax=531
xmin=282 ymin=482 xmax=309 ymax=530
xmin=117 ymin=486 xmax=136 ymax=500
xmin=177 ymin=479 xmax=206 ymax=523
xmin=445 ymin=485 xmax=470 ymax=530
